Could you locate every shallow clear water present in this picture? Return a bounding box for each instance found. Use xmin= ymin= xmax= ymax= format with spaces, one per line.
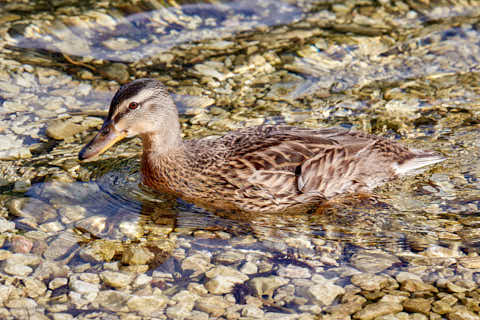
xmin=1 ymin=0 xmax=480 ymax=319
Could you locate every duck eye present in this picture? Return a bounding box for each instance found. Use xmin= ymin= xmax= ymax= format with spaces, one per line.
xmin=128 ymin=102 xmax=139 ymax=110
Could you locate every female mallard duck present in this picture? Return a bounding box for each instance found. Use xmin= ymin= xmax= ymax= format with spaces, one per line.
xmin=79 ymin=79 xmax=444 ymax=212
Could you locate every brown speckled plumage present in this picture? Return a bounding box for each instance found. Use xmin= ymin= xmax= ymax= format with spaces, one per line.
xmin=79 ymin=79 xmax=445 ymax=213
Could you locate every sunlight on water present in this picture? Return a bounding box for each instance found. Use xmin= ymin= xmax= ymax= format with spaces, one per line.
xmin=1 ymin=0 xmax=480 ymax=318
xmin=7 ymin=0 xmax=303 ymax=62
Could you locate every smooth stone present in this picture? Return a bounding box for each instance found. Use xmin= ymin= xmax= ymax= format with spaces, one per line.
xmin=96 ymin=290 xmax=130 ymax=312
xmin=166 ymin=302 xmax=194 ymax=320
xmin=202 ymin=40 xmax=234 ymax=50
xmin=459 ymin=256 xmax=480 ymax=269
xmin=353 ymin=302 xmax=403 ymax=320
xmin=447 ymin=306 xmax=479 ymax=320
xmin=101 ymin=63 xmax=129 ymax=83
xmin=69 ymin=291 xmax=88 ymax=308
xmin=181 ymin=253 xmax=211 ymax=276
xmin=43 ymin=232 xmax=79 ymax=260
xmin=351 ymin=251 xmax=400 ymax=273
xmin=100 ymin=271 xmax=135 ymax=289
xmin=132 ymin=274 xmax=152 ymax=288
xmin=46 ymin=118 xmax=89 ymax=140
xmin=0 ymin=285 xmax=13 ymax=305
xmin=39 ymin=221 xmax=65 ymax=233
xmin=205 ymin=275 xmax=243 ymax=294
xmin=69 ymin=279 xmax=99 ymax=295
xmin=75 ymin=216 xmax=107 ymax=237
xmin=5 ymin=253 xmax=42 ymax=266
xmin=401 ymin=279 xmax=438 ymax=293
xmin=187 ymin=283 xmax=208 ymax=296
xmin=121 ymin=265 xmax=149 ymax=273
xmin=118 ymin=221 xmax=143 ymax=240
xmin=396 ymin=272 xmax=423 ymax=283
xmin=0 ymin=308 xmax=9 ymax=319
xmin=0 ymin=147 xmax=31 ymax=160
xmin=77 ymin=272 xmax=100 ymax=284
xmin=185 ymin=311 xmax=209 ymax=320
xmin=58 ymin=205 xmax=87 ymax=224
xmin=213 ymin=251 xmax=245 ymax=265
xmin=127 ymin=295 xmax=168 ymax=314
xmin=446 ymin=281 xmax=469 ymax=293
xmin=49 ymin=303 xmax=69 ymax=313
xmin=249 ymin=276 xmax=289 ymax=299
xmin=432 ymin=295 xmax=458 ymax=314
xmin=49 ymin=278 xmax=68 ymax=290
xmin=103 ymin=261 xmax=120 ymax=271
xmin=0 ymin=218 xmax=15 ymax=233
xmin=175 ymin=95 xmax=215 ymax=111
xmin=122 ymin=245 xmax=154 ymax=265
xmin=72 ymin=264 xmax=93 ymax=273
xmin=23 ymin=278 xmax=47 ymax=298
xmin=308 ymin=280 xmax=345 ymax=306
xmin=205 ymin=265 xmax=247 ymax=280
xmin=0 ymin=135 xmax=31 ymax=160
xmin=10 ymin=235 xmax=33 ymax=253
xmin=3 ymin=263 xmax=32 ymax=277
xmin=79 ymin=240 xmax=118 ymax=263
xmin=385 ymin=99 xmax=419 ymax=116
xmin=403 ymin=298 xmax=432 ymax=315
xmin=285 ymin=236 xmax=314 ymax=250
xmin=240 ymin=261 xmax=258 ymax=274
xmin=410 ymin=314 xmax=428 ymax=320
xmin=32 ymin=239 xmax=47 ymax=256
xmin=379 ymin=294 xmax=408 ymax=304
xmin=51 ymin=314 xmax=73 ymax=320
xmin=171 ymin=290 xmax=198 ymax=307
xmin=204 ymin=266 xmax=249 ymax=294
xmin=278 ymin=265 xmax=311 ymax=279
xmin=13 ymin=180 xmax=30 ymax=193
xmin=194 ymin=62 xmax=230 ymax=81
xmin=7 ymin=198 xmax=57 ymax=224
xmin=242 ymin=305 xmax=265 ymax=318
xmin=326 ymin=295 xmax=366 ymax=316
xmin=195 ymin=295 xmax=229 ymax=317
xmin=32 ymin=261 xmax=69 ymax=280
xmin=318 ymin=314 xmax=349 ymax=320
xmin=264 ymin=312 xmax=300 ymax=320
xmin=421 ymin=246 xmax=462 ymax=258
xmin=0 ymin=250 xmax=11 ymax=261
xmin=5 ymin=297 xmax=37 ymax=309
xmin=351 ymin=273 xmax=389 ymax=291
xmin=102 ymin=37 xmax=140 ymax=51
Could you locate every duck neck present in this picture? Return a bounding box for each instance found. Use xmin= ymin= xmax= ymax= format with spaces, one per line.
xmin=140 ymin=127 xmax=188 ymax=193
xmin=140 ymin=122 xmax=183 ymax=155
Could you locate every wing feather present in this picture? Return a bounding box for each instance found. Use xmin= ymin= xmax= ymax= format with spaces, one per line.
xmin=299 ymin=147 xmax=361 ymax=198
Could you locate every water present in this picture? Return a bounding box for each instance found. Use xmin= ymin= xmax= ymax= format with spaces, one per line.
xmin=1 ymin=0 xmax=480 ymax=319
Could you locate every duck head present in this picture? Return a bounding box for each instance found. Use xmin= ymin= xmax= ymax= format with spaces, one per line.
xmin=79 ymin=78 xmax=180 ymax=160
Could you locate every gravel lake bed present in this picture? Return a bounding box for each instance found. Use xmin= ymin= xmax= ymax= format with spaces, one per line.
xmin=0 ymin=0 xmax=480 ymax=319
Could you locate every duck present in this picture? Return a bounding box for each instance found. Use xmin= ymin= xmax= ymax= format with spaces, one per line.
xmin=79 ymin=78 xmax=444 ymax=213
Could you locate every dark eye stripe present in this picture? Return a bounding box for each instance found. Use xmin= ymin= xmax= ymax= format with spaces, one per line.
xmin=113 ymin=111 xmax=126 ymax=123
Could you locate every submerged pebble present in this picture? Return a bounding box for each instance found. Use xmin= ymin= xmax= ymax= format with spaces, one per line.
xmin=0 ymin=0 xmax=479 ymax=319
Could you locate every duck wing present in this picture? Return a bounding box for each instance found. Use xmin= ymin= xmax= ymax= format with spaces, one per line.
xmin=298 ymin=137 xmax=445 ymax=198
xmin=190 ymin=125 xmax=443 ymax=205
xmin=214 ymin=125 xmax=351 ymax=199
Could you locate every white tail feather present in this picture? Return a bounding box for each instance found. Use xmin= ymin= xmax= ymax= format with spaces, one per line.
xmin=393 ymin=153 xmax=445 ymax=176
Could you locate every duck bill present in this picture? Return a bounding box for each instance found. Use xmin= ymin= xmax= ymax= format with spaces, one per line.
xmin=78 ymin=121 xmax=126 ymax=160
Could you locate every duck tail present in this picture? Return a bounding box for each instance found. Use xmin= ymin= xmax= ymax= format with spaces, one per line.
xmin=393 ymin=150 xmax=445 ymax=176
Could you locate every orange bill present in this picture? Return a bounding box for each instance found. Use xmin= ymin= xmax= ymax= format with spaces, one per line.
xmin=79 ymin=121 xmax=126 ymax=160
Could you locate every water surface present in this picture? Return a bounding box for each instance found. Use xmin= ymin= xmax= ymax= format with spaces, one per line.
xmin=0 ymin=0 xmax=479 ymax=319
